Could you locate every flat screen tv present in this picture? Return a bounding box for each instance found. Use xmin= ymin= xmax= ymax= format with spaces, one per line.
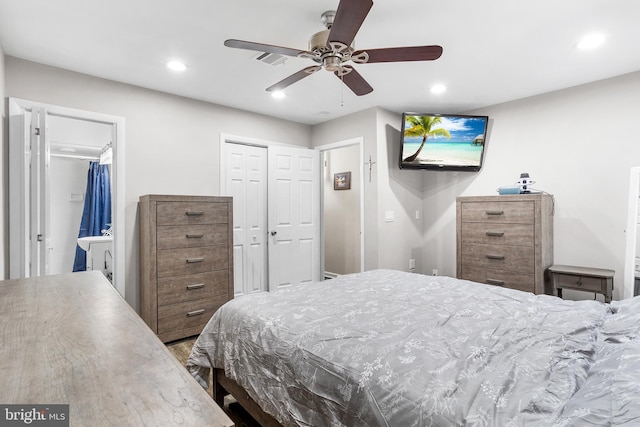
xmin=399 ymin=113 xmax=489 ymax=171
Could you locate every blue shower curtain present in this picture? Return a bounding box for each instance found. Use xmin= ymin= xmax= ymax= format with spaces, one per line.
xmin=73 ymin=162 xmax=112 ymax=272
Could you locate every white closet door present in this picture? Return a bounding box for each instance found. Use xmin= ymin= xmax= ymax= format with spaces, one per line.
xmin=226 ymin=143 xmax=268 ymax=296
xmin=268 ymin=145 xmax=320 ymax=291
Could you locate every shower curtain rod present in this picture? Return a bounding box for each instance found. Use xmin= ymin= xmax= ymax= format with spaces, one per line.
xmin=50 ymin=152 xmax=100 ymax=161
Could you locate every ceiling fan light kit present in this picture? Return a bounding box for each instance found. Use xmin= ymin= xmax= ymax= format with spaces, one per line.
xmin=224 ymin=0 xmax=443 ymax=97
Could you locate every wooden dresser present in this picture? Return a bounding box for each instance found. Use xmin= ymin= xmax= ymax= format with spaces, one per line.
xmin=140 ymin=195 xmax=233 ymax=343
xmin=0 ymin=271 xmax=233 ymax=427
xmin=456 ymin=194 xmax=554 ymax=294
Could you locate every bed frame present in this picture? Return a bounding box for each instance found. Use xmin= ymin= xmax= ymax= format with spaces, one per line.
xmin=213 ymin=368 xmax=283 ymax=427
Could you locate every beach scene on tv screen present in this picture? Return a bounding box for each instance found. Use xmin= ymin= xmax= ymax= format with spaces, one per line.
xmin=402 ymin=115 xmax=486 ymax=166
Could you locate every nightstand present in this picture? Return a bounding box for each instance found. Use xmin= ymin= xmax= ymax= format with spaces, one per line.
xmin=548 ymin=265 xmax=614 ymax=303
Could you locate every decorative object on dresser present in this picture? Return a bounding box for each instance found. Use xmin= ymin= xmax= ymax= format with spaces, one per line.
xmin=139 ymin=195 xmax=233 ymax=343
xmin=456 ymin=194 xmax=554 ymax=294
xmin=548 ymin=264 xmax=614 ymax=303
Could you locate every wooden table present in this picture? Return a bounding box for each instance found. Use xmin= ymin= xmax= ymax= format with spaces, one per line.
xmin=0 ymin=271 xmax=233 ymax=427
xmin=548 ymin=264 xmax=614 ymax=303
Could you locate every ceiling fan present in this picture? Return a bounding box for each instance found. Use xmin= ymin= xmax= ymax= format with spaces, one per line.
xmin=224 ymin=0 xmax=443 ymax=96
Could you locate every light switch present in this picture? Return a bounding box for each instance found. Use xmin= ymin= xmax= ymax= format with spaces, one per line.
xmin=385 ymin=210 xmax=395 ymax=222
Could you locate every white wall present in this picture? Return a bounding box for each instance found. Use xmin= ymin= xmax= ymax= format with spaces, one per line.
xmin=421 ymin=71 xmax=640 ymax=300
xmin=4 ymin=57 xmax=312 ymax=311
xmin=49 ymin=156 xmax=89 ymax=274
xmin=375 ymin=108 xmax=424 ymax=272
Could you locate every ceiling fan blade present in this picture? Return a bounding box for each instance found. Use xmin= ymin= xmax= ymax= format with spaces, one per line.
xmin=266 ymin=66 xmax=321 ymax=92
xmin=224 ymin=39 xmax=311 ymax=57
xmin=335 ymin=67 xmax=373 ymax=96
xmin=327 ymin=0 xmax=373 ymax=47
xmin=355 ymin=45 xmax=443 ymax=63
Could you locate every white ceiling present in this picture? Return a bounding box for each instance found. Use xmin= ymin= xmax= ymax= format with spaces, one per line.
xmin=1 ymin=0 xmax=639 ymax=125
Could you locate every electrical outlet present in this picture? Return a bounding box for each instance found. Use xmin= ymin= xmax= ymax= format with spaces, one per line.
xmin=409 ymin=259 xmax=416 ymax=270
xmin=432 ymin=269 xmax=438 ymax=276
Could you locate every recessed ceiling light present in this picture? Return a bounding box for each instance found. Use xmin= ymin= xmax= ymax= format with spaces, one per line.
xmin=166 ymin=61 xmax=187 ymax=71
xmin=576 ymin=33 xmax=605 ymax=50
xmin=430 ymin=84 xmax=447 ymax=94
xmin=271 ymin=91 xmax=286 ymax=99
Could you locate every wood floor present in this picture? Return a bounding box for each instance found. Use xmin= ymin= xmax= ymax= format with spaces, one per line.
xmin=166 ymin=336 xmax=261 ymax=427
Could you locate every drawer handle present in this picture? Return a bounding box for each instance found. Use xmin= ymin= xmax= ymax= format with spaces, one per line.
xmin=187 ymin=309 xmax=205 ymax=317
xmin=187 ymin=283 xmax=205 ymax=290
xmin=186 ymin=234 xmax=204 ymax=239
xmin=186 ymin=211 xmax=204 ymax=216
xmin=486 ymin=279 xmax=505 ymax=286
xmin=485 ymin=210 xmax=504 ymax=216
xmin=186 ymin=257 xmax=204 ymax=263
xmin=486 ymin=254 xmax=505 ymax=260
xmin=485 ymin=231 xmax=504 ymax=237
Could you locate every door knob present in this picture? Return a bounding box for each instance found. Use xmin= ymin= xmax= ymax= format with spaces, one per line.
xmin=270 ymin=230 xmax=277 ymax=236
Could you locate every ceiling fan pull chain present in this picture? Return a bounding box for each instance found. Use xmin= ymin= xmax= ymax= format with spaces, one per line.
xmin=340 ymin=69 xmax=344 ymax=107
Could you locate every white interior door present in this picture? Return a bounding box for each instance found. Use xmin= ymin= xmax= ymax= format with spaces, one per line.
xmin=24 ymin=106 xmax=50 ymax=277
xmin=225 ymin=143 xmax=268 ymax=296
xmin=268 ymin=145 xmax=321 ymax=291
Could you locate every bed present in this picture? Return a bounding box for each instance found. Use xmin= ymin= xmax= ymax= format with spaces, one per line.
xmin=187 ymin=269 xmax=640 ymax=426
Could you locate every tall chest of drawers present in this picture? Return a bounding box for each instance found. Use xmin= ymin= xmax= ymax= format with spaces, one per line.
xmin=139 ymin=195 xmax=233 ymax=342
xmin=456 ymin=194 xmax=553 ymax=294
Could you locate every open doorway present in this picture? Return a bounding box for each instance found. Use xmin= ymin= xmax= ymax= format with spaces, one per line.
xmin=317 ymin=137 xmax=364 ymax=278
xmin=8 ymin=98 xmax=125 ymax=296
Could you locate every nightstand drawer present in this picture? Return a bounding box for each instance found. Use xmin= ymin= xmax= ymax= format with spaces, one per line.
xmin=460 ymin=201 xmax=534 ymax=224
xmin=555 ymin=273 xmax=606 ymax=293
xmin=548 ymin=265 xmax=614 ymax=303
xmin=460 ymin=242 xmax=535 ymax=274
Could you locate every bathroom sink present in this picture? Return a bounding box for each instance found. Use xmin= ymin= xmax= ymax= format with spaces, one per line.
xmin=77 ymin=235 xmax=113 ymax=251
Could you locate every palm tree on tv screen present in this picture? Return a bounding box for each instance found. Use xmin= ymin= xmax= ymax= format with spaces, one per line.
xmin=403 ymin=115 xmax=451 ymax=162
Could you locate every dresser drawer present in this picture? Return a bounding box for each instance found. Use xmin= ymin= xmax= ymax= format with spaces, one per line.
xmin=157 ymin=246 xmax=229 ymax=277
xmin=460 ymin=242 xmax=534 ymax=274
xmin=157 ymin=299 xmax=220 ymax=335
xmin=460 ymin=222 xmax=534 ymax=246
xmin=158 ymin=270 xmax=229 ymax=306
xmin=555 ymin=273 xmax=607 ymax=293
xmin=460 ymin=201 xmax=534 ymax=224
xmin=157 ymin=224 xmax=229 ymax=249
xmin=460 ymin=265 xmax=535 ymax=293
xmin=157 ymin=202 xmax=229 ymax=226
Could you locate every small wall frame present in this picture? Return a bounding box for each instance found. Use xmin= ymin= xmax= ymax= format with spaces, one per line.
xmin=334 ymin=172 xmax=351 ymax=190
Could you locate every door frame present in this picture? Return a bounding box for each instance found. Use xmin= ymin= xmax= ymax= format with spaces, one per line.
xmin=315 ymin=137 xmax=365 ymax=275
xmin=8 ymin=98 xmax=126 ymax=296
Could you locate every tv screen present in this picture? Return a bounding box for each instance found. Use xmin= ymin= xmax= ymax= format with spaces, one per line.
xmin=399 ymin=113 xmax=489 ymax=171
